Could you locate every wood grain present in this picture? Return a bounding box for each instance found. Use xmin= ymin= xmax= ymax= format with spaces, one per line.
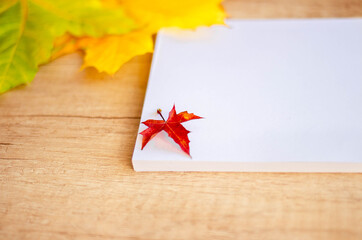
xmin=1 ymin=0 xmax=361 ymax=239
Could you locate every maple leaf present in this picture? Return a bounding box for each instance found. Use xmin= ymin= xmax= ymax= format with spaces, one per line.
xmin=51 ymin=0 xmax=226 ymax=74
xmin=51 ymin=31 xmax=154 ymax=73
xmin=140 ymin=105 xmax=202 ymax=157
xmin=0 ymin=0 xmax=135 ymax=94
xmin=118 ymin=0 xmax=226 ymax=32
xmin=80 ymin=31 xmax=153 ymax=74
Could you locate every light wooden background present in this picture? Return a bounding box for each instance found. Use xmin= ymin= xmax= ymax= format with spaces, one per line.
xmin=1 ymin=0 xmax=362 ymax=239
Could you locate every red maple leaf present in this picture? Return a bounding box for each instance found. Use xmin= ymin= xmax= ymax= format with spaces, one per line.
xmin=140 ymin=105 xmax=202 ymax=156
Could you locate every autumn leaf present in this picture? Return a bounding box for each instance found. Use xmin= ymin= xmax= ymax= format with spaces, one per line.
xmin=80 ymin=30 xmax=153 ymax=74
xmin=51 ymin=31 xmax=153 ymax=73
xmin=0 ymin=0 xmax=135 ymax=94
xmin=118 ymin=0 xmax=226 ymax=32
xmin=140 ymin=105 xmax=202 ymax=157
xmin=52 ymin=0 xmax=226 ymax=74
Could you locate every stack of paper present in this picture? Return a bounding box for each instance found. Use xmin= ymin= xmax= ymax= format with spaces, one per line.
xmin=132 ymin=19 xmax=362 ymax=172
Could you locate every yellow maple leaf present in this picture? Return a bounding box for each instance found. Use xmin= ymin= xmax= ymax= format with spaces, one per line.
xmin=118 ymin=0 xmax=226 ymax=32
xmin=80 ymin=31 xmax=153 ymax=74
xmin=52 ymin=0 xmax=226 ymax=74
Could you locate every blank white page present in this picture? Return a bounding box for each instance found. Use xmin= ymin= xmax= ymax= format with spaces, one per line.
xmin=132 ymin=19 xmax=362 ymax=172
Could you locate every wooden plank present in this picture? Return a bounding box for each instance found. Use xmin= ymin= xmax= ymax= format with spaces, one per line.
xmin=1 ymin=0 xmax=362 ymax=239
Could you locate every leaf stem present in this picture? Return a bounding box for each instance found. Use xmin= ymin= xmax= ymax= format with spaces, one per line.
xmin=157 ymin=109 xmax=165 ymax=121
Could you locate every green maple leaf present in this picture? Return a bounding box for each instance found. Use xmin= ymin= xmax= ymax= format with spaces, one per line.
xmin=0 ymin=0 xmax=135 ymax=94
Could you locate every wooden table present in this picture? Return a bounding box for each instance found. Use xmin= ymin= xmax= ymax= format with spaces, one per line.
xmin=1 ymin=0 xmax=361 ymax=239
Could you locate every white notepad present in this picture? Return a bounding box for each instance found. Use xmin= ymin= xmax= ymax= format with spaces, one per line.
xmin=132 ymin=19 xmax=362 ymax=172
